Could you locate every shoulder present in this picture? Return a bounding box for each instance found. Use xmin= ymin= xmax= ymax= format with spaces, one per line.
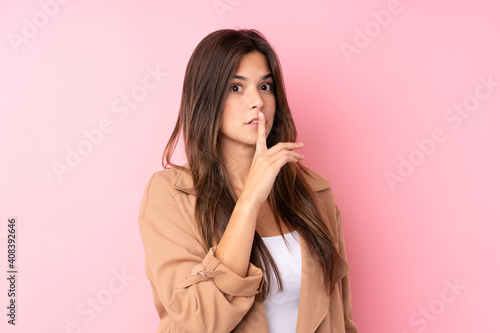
xmin=299 ymin=165 xmax=340 ymax=217
xmin=140 ymin=164 xmax=195 ymax=206
xmin=299 ymin=165 xmax=332 ymax=192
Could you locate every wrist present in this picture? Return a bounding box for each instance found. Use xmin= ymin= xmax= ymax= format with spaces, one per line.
xmin=235 ymin=195 xmax=261 ymax=216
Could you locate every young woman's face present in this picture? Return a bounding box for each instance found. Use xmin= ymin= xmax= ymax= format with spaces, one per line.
xmin=219 ymin=51 xmax=276 ymax=150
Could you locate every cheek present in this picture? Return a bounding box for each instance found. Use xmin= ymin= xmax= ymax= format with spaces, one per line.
xmin=219 ymin=111 xmax=231 ymax=136
xmin=220 ymin=115 xmax=235 ymax=135
xmin=220 ymin=99 xmax=236 ymax=131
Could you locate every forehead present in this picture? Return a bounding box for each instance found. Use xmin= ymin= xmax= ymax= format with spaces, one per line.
xmin=234 ymin=52 xmax=271 ymax=75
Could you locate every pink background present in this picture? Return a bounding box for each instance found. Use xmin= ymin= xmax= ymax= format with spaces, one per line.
xmin=1 ymin=0 xmax=499 ymax=332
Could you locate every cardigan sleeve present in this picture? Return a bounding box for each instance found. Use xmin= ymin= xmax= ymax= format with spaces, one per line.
xmin=138 ymin=172 xmax=264 ymax=333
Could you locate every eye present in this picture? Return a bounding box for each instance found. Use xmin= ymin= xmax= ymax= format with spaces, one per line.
xmin=260 ymin=82 xmax=274 ymax=92
xmin=230 ymin=84 xmax=242 ymax=93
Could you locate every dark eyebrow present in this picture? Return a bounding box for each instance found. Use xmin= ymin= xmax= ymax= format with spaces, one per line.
xmin=231 ymin=73 xmax=273 ymax=81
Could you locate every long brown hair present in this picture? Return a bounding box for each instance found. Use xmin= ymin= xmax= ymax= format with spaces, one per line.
xmin=162 ymin=29 xmax=342 ymax=301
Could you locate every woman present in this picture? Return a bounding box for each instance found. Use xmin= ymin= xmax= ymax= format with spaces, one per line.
xmin=138 ymin=29 xmax=358 ymax=333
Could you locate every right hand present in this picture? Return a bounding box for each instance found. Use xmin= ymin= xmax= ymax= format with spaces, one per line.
xmin=239 ymin=111 xmax=305 ymax=207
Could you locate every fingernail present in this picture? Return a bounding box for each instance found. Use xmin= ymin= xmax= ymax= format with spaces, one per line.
xmin=259 ymin=112 xmax=264 ymax=119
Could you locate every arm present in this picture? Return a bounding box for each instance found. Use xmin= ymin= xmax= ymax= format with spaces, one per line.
xmin=138 ymin=172 xmax=263 ymax=333
xmin=213 ymin=196 xmax=259 ymax=277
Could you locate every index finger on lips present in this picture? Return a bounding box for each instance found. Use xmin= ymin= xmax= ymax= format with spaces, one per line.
xmin=255 ymin=112 xmax=267 ymax=154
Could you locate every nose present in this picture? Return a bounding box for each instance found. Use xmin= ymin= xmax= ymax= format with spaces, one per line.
xmin=248 ymin=87 xmax=263 ymax=109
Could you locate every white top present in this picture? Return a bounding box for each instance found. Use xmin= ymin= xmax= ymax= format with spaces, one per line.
xmin=261 ymin=230 xmax=302 ymax=333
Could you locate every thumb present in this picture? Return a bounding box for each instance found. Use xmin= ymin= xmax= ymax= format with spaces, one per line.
xmin=256 ymin=112 xmax=267 ymax=154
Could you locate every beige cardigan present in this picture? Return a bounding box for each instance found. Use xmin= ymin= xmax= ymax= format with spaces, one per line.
xmin=138 ymin=166 xmax=358 ymax=333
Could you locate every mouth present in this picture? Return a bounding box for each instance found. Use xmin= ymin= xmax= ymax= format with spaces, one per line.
xmin=246 ymin=117 xmax=259 ymax=125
